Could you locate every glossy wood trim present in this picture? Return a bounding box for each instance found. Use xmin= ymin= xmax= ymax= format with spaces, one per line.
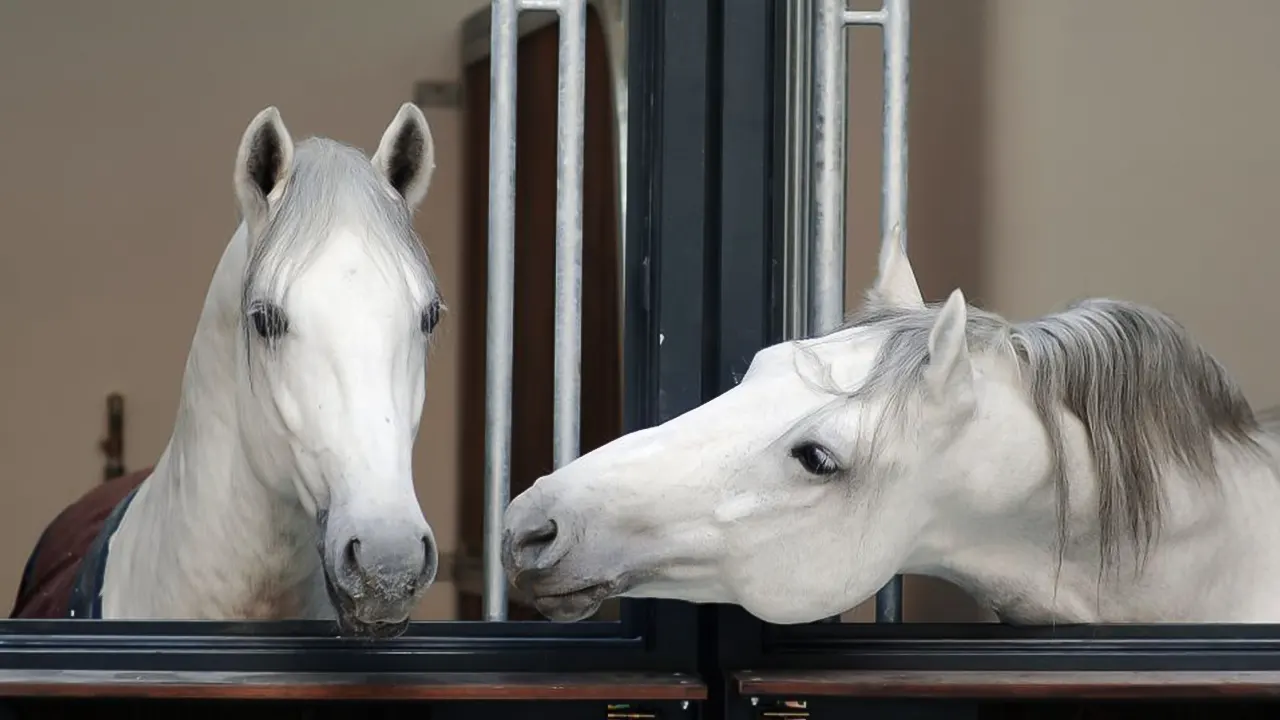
xmin=736 ymin=669 xmax=1280 ymax=699
xmin=0 ymin=671 xmax=706 ymax=701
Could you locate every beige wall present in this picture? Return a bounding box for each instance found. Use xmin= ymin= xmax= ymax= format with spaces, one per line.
xmin=982 ymin=0 xmax=1280 ymax=406
xmin=3 ymin=0 xmax=1279 ymax=623
xmin=0 ymin=0 xmax=489 ymax=618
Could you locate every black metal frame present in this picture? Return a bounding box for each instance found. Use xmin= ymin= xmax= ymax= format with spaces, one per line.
xmin=719 ymin=609 xmax=1280 ymax=672
xmin=697 ymin=1 xmax=782 ymax=717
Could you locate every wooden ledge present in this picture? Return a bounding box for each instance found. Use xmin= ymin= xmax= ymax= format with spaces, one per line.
xmin=736 ymin=670 xmax=1280 ymax=699
xmin=0 ymin=670 xmax=706 ymax=701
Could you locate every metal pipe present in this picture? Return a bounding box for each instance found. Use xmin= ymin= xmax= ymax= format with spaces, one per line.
xmin=554 ymin=0 xmax=587 ymax=472
xmin=484 ymin=0 xmax=521 ymax=622
xmin=881 ymin=0 xmax=910 ymax=264
xmin=805 ymin=0 xmax=911 ymax=622
xmin=845 ymin=9 xmax=887 ymax=26
xmin=781 ymin=0 xmax=815 ymax=341
xmin=873 ymin=0 xmax=911 ymax=625
xmin=807 ymin=0 xmax=850 ymax=336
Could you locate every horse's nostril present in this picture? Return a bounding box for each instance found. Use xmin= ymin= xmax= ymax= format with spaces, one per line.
xmin=335 ymin=530 xmax=435 ymax=599
xmin=511 ymin=518 xmax=563 ymax=569
xmin=518 ymin=519 xmax=558 ymax=552
xmin=418 ymin=534 xmax=439 ymax=588
xmin=343 ymin=537 xmax=362 ymax=576
xmin=529 ymin=519 xmax=558 ymax=545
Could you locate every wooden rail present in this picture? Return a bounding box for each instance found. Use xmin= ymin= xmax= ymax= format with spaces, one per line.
xmin=0 ymin=670 xmax=705 ymax=701
xmin=736 ymin=669 xmax=1280 ymax=699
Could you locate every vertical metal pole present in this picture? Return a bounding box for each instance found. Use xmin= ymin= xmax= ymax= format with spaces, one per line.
xmin=806 ymin=1 xmax=910 ymax=623
xmin=874 ymin=0 xmax=910 ymax=626
xmin=881 ymin=0 xmax=910 ymax=267
xmin=781 ymin=0 xmax=814 ymax=341
xmin=484 ymin=0 xmax=521 ymax=622
xmin=554 ymin=0 xmax=587 ymax=472
xmin=807 ymin=0 xmax=849 ymax=336
xmin=836 ymin=0 xmax=913 ymax=624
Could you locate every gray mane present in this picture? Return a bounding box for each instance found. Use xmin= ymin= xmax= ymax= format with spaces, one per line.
xmin=240 ymin=136 xmax=435 ymax=311
xmin=835 ymin=291 xmax=1264 ymax=572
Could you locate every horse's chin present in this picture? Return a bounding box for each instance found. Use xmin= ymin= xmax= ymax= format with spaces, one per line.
xmin=528 ymin=580 xmax=619 ymax=622
xmin=336 ymin=612 xmax=411 ymax=640
xmin=321 ymin=565 xmax=413 ymax=639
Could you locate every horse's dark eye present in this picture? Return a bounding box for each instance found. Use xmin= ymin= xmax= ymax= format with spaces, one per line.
xmin=248 ymin=302 xmax=289 ymax=341
xmin=790 ymin=442 xmax=840 ymax=476
xmin=420 ymin=299 xmax=442 ymax=335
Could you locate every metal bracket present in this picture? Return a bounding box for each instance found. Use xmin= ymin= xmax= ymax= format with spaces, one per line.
xmin=607 ymin=703 xmax=661 ymax=719
xmin=757 ymin=699 xmax=809 ymax=720
xmin=99 ymin=392 xmax=125 ymax=482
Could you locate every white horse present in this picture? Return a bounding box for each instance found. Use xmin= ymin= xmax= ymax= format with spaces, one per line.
xmin=502 ymin=231 xmax=1280 ymax=625
xmin=13 ymin=104 xmax=443 ymax=638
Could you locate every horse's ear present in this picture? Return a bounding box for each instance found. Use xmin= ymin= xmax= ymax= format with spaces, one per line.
xmin=924 ymin=289 xmax=973 ymax=404
xmin=872 ymin=225 xmax=925 ymax=308
xmin=373 ymin=103 xmax=436 ymax=211
xmin=234 ymin=107 xmax=295 ymax=238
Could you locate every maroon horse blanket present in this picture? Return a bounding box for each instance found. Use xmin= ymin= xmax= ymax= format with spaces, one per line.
xmin=10 ymin=468 xmax=151 ymax=619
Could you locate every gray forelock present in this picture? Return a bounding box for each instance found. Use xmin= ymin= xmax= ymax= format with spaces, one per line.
xmin=240 ymin=137 xmax=436 ymax=311
xmin=824 ymin=290 xmax=1264 ymax=573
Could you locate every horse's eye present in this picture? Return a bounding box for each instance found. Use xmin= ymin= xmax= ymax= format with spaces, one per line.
xmin=248 ymin=302 xmax=289 ymax=341
xmin=790 ymin=442 xmax=841 ymax=476
xmin=421 ymin=299 xmax=443 ymax=335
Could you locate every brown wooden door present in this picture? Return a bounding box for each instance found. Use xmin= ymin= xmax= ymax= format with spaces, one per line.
xmin=458 ymin=7 xmax=623 ymax=621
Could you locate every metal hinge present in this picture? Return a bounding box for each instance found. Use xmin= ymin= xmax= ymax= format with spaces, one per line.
xmin=607 ymin=703 xmax=661 ymax=719
xmin=757 ymin=699 xmax=809 ymax=720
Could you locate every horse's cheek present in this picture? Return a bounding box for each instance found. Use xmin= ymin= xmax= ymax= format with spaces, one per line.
xmin=271 ymin=381 xmax=306 ymax=438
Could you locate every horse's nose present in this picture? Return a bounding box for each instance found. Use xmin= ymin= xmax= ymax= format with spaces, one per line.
xmin=337 ymin=526 xmax=438 ymax=598
xmin=502 ymin=500 xmax=569 ymax=574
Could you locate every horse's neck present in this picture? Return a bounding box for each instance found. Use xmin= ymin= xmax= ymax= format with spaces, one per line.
xmin=915 ymin=429 xmax=1280 ymax=624
xmin=101 ymin=225 xmax=330 ymax=621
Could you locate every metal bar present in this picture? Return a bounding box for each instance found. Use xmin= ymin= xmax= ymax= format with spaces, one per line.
xmin=845 ymin=9 xmax=887 ymax=26
xmin=520 ymin=0 xmax=559 ymax=10
xmin=719 ymin=0 xmax=776 ymax=394
xmin=881 ymin=0 xmax=910 ymax=257
xmin=807 ymin=0 xmax=849 ymax=335
xmin=874 ymin=575 xmax=904 ymax=624
xmin=873 ymin=0 xmax=911 ymax=625
xmin=484 ymin=0 xmax=521 ymax=622
xmin=554 ymin=0 xmax=587 ymax=472
xmin=780 ymin=0 xmax=814 ymax=341
xmin=805 ymin=0 xmax=911 ymax=622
